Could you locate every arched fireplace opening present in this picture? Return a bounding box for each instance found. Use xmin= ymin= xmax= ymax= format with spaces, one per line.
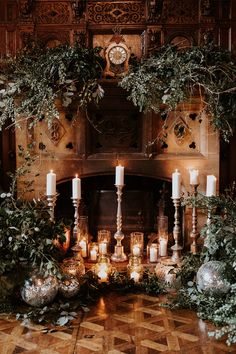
xmin=56 ymin=175 xmax=175 ymax=250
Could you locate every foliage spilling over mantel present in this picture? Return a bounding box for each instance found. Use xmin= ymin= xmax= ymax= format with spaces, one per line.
xmin=120 ymin=43 xmax=236 ymax=142
xmin=0 ymin=42 xmax=235 ymax=141
xmin=0 ymin=43 xmax=104 ymax=129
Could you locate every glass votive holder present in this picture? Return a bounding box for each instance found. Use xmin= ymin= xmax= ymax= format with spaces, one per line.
xmin=93 ymin=255 xmax=112 ymax=283
xmin=61 ymin=257 xmax=85 ymax=278
xmin=157 ymin=215 xmax=168 ymax=257
xmin=78 ymin=216 xmax=89 ymax=258
xmin=127 ymin=255 xmax=143 ymax=283
xmin=130 ymin=232 xmax=144 ymax=257
xmin=149 ymin=243 xmax=158 ymax=262
xmin=89 ymin=242 xmax=99 ymax=262
xmin=98 ymin=230 xmax=111 ymax=255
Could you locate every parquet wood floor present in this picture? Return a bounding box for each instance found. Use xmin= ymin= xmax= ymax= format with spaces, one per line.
xmin=0 ymin=293 xmax=235 ymax=354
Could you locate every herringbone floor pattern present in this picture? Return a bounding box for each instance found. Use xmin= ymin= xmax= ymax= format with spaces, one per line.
xmin=0 ymin=293 xmax=235 ymax=353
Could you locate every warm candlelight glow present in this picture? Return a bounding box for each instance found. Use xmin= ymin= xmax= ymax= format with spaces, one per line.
xmin=90 ymin=249 xmax=97 ymax=261
xmin=130 ymin=271 xmax=140 ymax=283
xmin=98 ymin=269 xmax=108 ymax=282
xmin=159 ymin=237 xmax=168 ymax=257
xmin=149 ymin=244 xmax=158 ymax=262
xmin=132 ymin=245 xmax=141 ymax=257
xmin=79 ymin=240 xmax=87 ymax=258
xmin=99 ymin=242 xmax=107 ymax=255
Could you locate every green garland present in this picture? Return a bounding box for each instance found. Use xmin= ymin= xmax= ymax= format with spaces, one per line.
xmin=0 ymin=42 xmax=235 ymax=141
xmin=0 ymin=42 xmax=104 ymax=129
xmin=120 ymin=43 xmax=236 ymax=142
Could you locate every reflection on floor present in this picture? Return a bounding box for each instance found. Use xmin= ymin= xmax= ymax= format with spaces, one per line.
xmin=0 ymin=293 xmax=236 ymax=354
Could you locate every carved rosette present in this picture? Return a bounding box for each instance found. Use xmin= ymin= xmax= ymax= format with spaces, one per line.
xmin=87 ymin=2 xmax=145 ymax=24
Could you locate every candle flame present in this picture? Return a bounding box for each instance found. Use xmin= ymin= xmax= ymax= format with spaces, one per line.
xmin=50 ymin=169 xmax=53 ymax=173
xmin=75 ymin=174 xmax=78 ymax=178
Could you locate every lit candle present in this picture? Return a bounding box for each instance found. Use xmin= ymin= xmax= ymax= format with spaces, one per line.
xmin=149 ymin=244 xmax=158 ymax=262
xmin=206 ymin=175 xmax=217 ymax=196
xmin=46 ymin=170 xmax=56 ymax=196
xmin=79 ymin=240 xmax=87 ymax=257
xmin=90 ymin=249 xmax=97 ymax=261
xmin=99 ymin=242 xmax=107 ymax=255
xmin=159 ymin=238 xmax=168 ymax=257
xmin=98 ymin=269 xmax=108 ymax=282
xmin=132 ymin=245 xmax=141 ymax=257
xmin=189 ymin=169 xmax=199 ymax=185
xmin=172 ymin=169 xmax=181 ymax=198
xmin=130 ymin=271 xmax=140 ymax=283
xmin=115 ymin=165 xmax=124 ymax=185
xmin=72 ymin=174 xmax=81 ymax=199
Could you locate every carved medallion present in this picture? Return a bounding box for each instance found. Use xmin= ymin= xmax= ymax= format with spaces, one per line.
xmin=163 ymin=0 xmax=198 ymax=24
xmin=87 ymin=2 xmax=145 ymax=24
xmin=46 ymin=119 xmax=66 ymax=145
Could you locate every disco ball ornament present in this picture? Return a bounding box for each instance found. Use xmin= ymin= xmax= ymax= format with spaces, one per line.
xmin=59 ymin=276 xmax=80 ymax=299
xmin=196 ymin=261 xmax=231 ymax=295
xmin=21 ymin=272 xmax=58 ymax=307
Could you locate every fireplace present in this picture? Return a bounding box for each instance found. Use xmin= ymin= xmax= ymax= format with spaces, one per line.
xmin=15 ymin=82 xmax=219 ymax=250
xmin=56 ymin=175 xmax=174 ymax=248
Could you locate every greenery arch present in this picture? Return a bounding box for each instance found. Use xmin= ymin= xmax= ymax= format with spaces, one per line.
xmin=0 ymin=42 xmax=235 ymax=141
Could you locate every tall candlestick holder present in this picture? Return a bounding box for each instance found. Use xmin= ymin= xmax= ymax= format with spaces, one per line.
xmin=47 ymin=194 xmax=57 ymax=222
xmin=190 ymin=184 xmax=200 ymax=254
xmin=171 ymin=198 xmax=183 ymax=263
xmin=206 ymin=205 xmax=212 ymax=236
xmin=111 ymin=184 xmax=127 ymax=262
xmin=71 ymin=197 xmax=81 ymax=243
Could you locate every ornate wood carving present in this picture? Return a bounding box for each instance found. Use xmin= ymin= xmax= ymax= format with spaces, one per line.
xmin=35 ymin=2 xmax=70 ymax=24
xmin=46 ymin=119 xmax=66 ymax=145
xmin=19 ymin=0 xmax=35 ymax=21
xmin=147 ymin=0 xmax=164 ymax=23
xmin=163 ymin=0 xmax=198 ymax=24
xmin=87 ymin=1 xmax=145 ymax=24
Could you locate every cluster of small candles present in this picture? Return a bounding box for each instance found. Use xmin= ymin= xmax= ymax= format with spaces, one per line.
xmin=46 ymin=166 xmax=217 ymax=283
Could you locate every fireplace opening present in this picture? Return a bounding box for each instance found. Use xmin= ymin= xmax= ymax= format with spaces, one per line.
xmin=56 ymin=175 xmax=174 ymax=249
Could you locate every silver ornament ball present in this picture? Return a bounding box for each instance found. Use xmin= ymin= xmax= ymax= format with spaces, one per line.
xmin=21 ymin=273 xmax=58 ymax=307
xmin=59 ymin=276 xmax=80 ymax=298
xmin=196 ymin=261 xmax=230 ymax=295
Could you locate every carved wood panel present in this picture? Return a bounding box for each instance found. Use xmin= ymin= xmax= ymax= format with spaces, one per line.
xmin=87 ymin=1 xmax=145 ymax=24
xmin=35 ymin=2 xmax=70 ymax=24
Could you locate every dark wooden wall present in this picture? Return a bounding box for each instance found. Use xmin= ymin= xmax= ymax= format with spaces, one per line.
xmin=0 ymin=0 xmax=235 ymax=191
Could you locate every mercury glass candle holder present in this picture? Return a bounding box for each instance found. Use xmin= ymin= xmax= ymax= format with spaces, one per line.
xmin=130 ymin=232 xmax=144 ymax=257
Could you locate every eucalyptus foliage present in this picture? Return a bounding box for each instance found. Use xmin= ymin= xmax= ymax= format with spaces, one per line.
xmin=0 ymin=147 xmax=67 ymax=299
xmin=0 ymin=43 xmax=104 ymax=129
xmin=169 ymin=188 xmax=236 ymax=345
xmin=120 ymin=44 xmax=236 ymax=141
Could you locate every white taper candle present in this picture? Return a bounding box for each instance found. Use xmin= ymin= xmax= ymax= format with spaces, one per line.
xmin=46 ymin=170 xmax=56 ymax=196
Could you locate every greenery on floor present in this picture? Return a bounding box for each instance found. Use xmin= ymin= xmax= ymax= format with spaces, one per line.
xmin=166 ymin=185 xmax=236 ymax=346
